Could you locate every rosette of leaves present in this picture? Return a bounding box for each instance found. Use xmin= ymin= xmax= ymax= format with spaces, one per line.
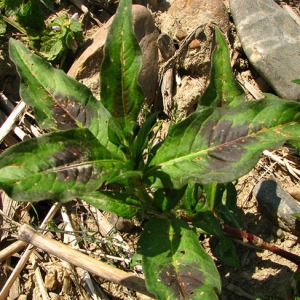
xmin=39 ymin=13 xmax=83 ymax=63
xmin=1 ymin=0 xmax=300 ymax=298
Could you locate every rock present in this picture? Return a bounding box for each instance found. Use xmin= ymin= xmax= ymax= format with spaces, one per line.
xmin=156 ymin=0 xmax=229 ymax=39
xmin=254 ymin=178 xmax=300 ymax=235
xmin=68 ymin=5 xmax=159 ymax=105
xmin=230 ymin=0 xmax=300 ymax=101
xmin=167 ymin=0 xmax=229 ymax=35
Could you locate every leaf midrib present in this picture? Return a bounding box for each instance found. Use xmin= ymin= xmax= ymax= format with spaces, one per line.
xmin=153 ymin=120 xmax=298 ymax=168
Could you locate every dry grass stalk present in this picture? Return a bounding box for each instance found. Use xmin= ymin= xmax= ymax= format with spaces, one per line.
xmin=18 ymin=224 xmax=154 ymax=298
xmin=0 ymin=202 xmax=61 ymax=299
xmin=0 ymin=100 xmax=26 ymax=143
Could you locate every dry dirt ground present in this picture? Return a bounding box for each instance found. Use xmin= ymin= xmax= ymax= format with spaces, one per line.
xmin=1 ymin=0 xmax=300 ymax=299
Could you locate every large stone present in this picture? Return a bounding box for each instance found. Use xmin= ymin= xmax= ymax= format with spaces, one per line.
xmin=68 ymin=5 xmax=159 ymax=105
xmin=254 ymin=178 xmax=300 ymax=235
xmin=167 ymin=0 xmax=229 ymax=34
xmin=230 ymin=0 xmax=300 ymax=101
xmin=156 ymin=0 xmax=229 ymax=41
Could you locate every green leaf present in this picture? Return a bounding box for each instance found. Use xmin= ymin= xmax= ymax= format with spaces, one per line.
xmin=80 ymin=191 xmax=141 ymax=218
xmin=215 ymin=183 xmax=244 ymax=229
xmin=198 ymin=28 xmax=245 ymax=109
xmin=152 ymin=186 xmax=186 ymax=212
xmin=4 ymin=0 xmax=23 ymax=12
xmin=9 ymin=38 xmax=123 ymax=157
xmin=0 ymin=14 xmax=7 ymax=34
xmin=100 ymin=0 xmax=144 ymax=139
xmin=192 ymin=211 xmax=224 ymax=239
xmin=202 ymin=183 xmax=225 ymax=211
xmin=148 ymin=98 xmax=300 ymax=189
xmin=133 ymin=112 xmax=158 ymax=162
xmin=180 ymin=182 xmax=204 ymax=215
xmin=40 ymin=37 xmax=64 ymax=60
xmin=0 ymin=128 xmax=125 ymax=202
xmin=137 ymin=218 xmax=221 ymax=299
xmin=292 ymin=79 xmax=300 ymax=85
xmin=69 ymin=18 xmax=83 ymax=33
xmin=16 ymin=0 xmax=45 ymax=35
xmin=215 ymin=238 xmax=240 ymax=268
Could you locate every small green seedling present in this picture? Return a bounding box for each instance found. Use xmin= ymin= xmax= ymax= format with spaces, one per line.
xmin=1 ymin=0 xmax=83 ymax=64
xmin=39 ymin=12 xmax=83 ymax=65
xmin=1 ymin=0 xmax=300 ymax=298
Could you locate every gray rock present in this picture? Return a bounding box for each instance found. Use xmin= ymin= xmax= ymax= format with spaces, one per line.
xmin=230 ymin=0 xmax=300 ymax=101
xmin=254 ymin=178 xmax=300 ymax=235
xmin=68 ymin=5 xmax=159 ymax=105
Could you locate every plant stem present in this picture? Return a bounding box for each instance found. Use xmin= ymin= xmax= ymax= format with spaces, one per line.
xmin=2 ymin=15 xmax=26 ymax=34
xmin=131 ymin=176 xmax=153 ymax=204
xmin=222 ymin=223 xmax=300 ymax=265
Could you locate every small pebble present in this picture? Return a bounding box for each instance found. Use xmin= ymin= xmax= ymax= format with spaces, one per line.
xmin=188 ymin=39 xmax=201 ymax=49
xmin=276 ymin=228 xmax=285 ymax=239
xmin=175 ymin=29 xmax=188 ymax=40
xmin=285 ymin=239 xmax=295 ymax=248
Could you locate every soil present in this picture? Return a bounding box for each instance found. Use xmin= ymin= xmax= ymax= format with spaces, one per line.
xmin=1 ymin=0 xmax=300 ymax=299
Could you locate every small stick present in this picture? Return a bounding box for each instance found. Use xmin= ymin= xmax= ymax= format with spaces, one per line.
xmin=0 ymin=203 xmax=61 ymax=299
xmin=61 ymin=206 xmax=107 ymax=299
xmin=222 ymin=223 xmax=300 ymax=265
xmin=0 ymin=240 xmax=27 ymax=263
xmin=0 ymin=101 xmax=26 ymax=143
xmin=263 ymin=150 xmax=300 ymax=180
xmin=0 ymin=243 xmax=34 ymax=299
xmin=18 ymin=224 xmax=154 ymax=298
xmin=31 ymin=254 xmax=50 ymax=300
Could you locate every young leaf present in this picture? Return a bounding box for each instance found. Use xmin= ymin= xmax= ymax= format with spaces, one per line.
xmin=147 ymin=98 xmax=300 ymax=189
xmin=0 ymin=128 xmax=125 ymax=202
xmin=16 ymin=0 xmax=45 ymax=36
xmin=215 ymin=238 xmax=240 ymax=268
xmin=292 ymin=79 xmax=300 ymax=85
xmin=180 ymin=182 xmax=205 ymax=215
xmin=132 ymin=112 xmax=158 ymax=162
xmin=198 ymin=28 xmax=245 ymax=108
xmin=214 ymin=182 xmax=244 ymax=229
xmin=202 ymin=183 xmax=225 ymax=211
xmin=192 ymin=211 xmax=224 ymax=239
xmin=100 ymin=0 xmax=144 ymax=139
xmin=152 ymin=186 xmax=186 ymax=212
xmin=80 ymin=191 xmax=141 ymax=218
xmin=9 ymin=39 xmax=123 ymax=157
xmin=137 ymin=217 xmax=221 ymax=299
xmin=0 ymin=14 xmax=7 ymax=34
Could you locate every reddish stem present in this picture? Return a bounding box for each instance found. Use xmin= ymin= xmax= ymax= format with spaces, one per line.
xmin=222 ymin=223 xmax=300 ymax=265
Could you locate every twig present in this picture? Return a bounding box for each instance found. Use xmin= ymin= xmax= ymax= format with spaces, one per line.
xmin=0 ymin=203 xmax=61 ymax=299
xmin=222 ymin=223 xmax=300 ymax=265
xmin=0 ymin=101 xmax=26 ymax=143
xmin=31 ymin=254 xmax=50 ymax=300
xmin=0 ymin=93 xmax=15 ymax=113
xmin=0 ymin=93 xmax=42 ymax=138
xmin=0 ymin=240 xmax=27 ymax=263
xmin=18 ymin=224 xmax=154 ymax=298
xmin=263 ymin=150 xmax=300 ymax=180
xmin=237 ymin=75 xmax=264 ymax=99
xmin=61 ymin=205 xmax=107 ymax=299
